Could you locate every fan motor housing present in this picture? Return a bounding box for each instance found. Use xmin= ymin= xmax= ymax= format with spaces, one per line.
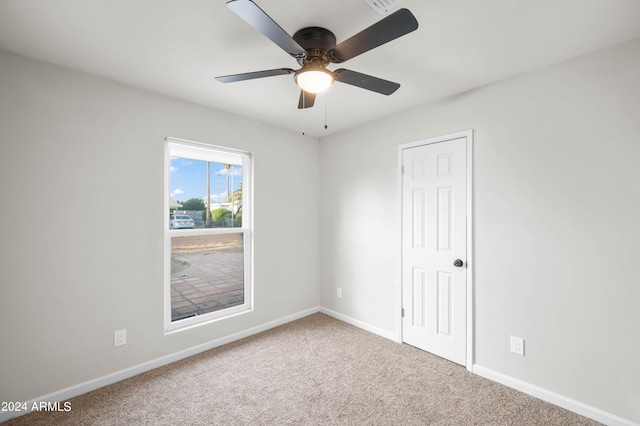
xmin=293 ymin=27 xmax=336 ymax=65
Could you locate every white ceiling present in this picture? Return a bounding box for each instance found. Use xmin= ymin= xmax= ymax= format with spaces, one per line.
xmin=1 ymin=0 xmax=640 ymax=137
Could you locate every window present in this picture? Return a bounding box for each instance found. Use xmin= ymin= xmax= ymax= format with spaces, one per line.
xmin=165 ymin=138 xmax=252 ymax=331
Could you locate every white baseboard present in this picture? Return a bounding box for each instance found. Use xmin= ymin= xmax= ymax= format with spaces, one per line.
xmin=0 ymin=307 xmax=321 ymax=423
xmin=319 ymin=307 xmax=401 ymax=343
xmin=473 ymin=365 xmax=638 ymax=426
xmin=316 ymin=311 xmax=638 ymax=425
xmin=7 ymin=309 xmax=632 ymax=426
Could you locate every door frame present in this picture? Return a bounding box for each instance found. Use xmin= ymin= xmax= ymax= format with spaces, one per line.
xmin=397 ymin=130 xmax=474 ymax=371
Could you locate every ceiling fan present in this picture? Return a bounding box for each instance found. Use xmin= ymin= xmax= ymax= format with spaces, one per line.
xmin=215 ymin=0 xmax=419 ymax=109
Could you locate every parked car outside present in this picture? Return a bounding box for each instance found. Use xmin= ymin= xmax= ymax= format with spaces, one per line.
xmin=170 ymin=214 xmax=194 ymax=229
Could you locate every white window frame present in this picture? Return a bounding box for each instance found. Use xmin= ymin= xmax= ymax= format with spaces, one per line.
xmin=164 ymin=137 xmax=253 ymax=332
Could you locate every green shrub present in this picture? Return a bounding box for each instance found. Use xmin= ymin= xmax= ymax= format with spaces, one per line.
xmin=211 ymin=208 xmax=231 ymax=222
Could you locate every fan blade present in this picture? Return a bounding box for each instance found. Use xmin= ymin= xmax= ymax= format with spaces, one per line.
xmin=298 ymin=90 xmax=316 ymax=109
xmin=334 ymin=69 xmax=400 ymax=95
xmin=226 ymin=0 xmax=307 ymax=59
xmin=216 ymin=68 xmax=294 ymax=83
xmin=330 ymin=9 xmax=418 ymax=63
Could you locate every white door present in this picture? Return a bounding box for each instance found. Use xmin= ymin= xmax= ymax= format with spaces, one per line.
xmin=401 ymin=136 xmax=468 ymax=366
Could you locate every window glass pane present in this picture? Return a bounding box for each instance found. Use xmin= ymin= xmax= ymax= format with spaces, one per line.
xmin=171 ymin=233 xmax=244 ymax=322
xmin=170 ymin=157 xmax=243 ymax=229
xmin=166 ymin=139 xmax=251 ymax=331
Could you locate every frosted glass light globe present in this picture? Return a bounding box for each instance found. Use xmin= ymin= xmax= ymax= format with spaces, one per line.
xmin=296 ymin=70 xmax=334 ymax=93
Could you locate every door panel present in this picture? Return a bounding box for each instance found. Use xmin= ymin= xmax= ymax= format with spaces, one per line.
xmin=437 ymin=271 xmax=452 ymax=337
xmin=412 ymin=189 xmax=426 ymax=248
xmin=412 ymin=267 xmax=426 ymax=327
xmin=402 ymin=137 xmax=467 ymax=365
xmin=437 ymin=187 xmax=453 ymax=251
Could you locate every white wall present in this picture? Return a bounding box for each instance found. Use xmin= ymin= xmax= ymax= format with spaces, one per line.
xmin=320 ymin=38 xmax=640 ymax=423
xmin=0 ymin=51 xmax=320 ymax=403
xmin=2 ymin=36 xmax=639 ymax=423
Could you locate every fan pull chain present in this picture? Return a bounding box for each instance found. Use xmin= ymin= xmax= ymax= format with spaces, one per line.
xmin=324 ymin=91 xmax=328 ymax=130
xmin=302 ymin=92 xmax=306 ymax=135
xmin=301 ymin=91 xmax=328 ymax=135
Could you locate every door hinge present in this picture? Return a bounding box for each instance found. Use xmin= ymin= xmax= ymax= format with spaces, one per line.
xmin=401 ymin=165 xmax=405 ymax=175
xmin=401 ymin=308 xmax=405 ymax=318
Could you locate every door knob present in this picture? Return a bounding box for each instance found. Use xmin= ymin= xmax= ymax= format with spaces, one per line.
xmin=453 ymin=259 xmax=464 ymax=268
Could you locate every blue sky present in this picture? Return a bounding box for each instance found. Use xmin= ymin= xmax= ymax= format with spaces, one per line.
xmin=170 ymin=157 xmax=242 ymax=204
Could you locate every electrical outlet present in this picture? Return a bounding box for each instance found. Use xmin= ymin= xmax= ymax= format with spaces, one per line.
xmin=336 ymin=288 xmax=342 ymax=298
xmin=510 ymin=336 xmax=524 ymax=355
xmin=114 ymin=329 xmax=127 ymax=347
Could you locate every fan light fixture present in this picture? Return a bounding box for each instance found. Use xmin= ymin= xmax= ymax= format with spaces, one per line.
xmin=216 ymin=1 xmax=419 ymax=109
xmin=295 ymin=66 xmax=334 ymax=94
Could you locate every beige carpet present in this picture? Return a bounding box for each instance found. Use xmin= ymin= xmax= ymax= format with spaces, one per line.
xmin=4 ymin=313 xmax=600 ymax=425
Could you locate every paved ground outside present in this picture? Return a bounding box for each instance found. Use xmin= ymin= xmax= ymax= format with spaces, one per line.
xmin=171 ymin=233 xmax=244 ymax=321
